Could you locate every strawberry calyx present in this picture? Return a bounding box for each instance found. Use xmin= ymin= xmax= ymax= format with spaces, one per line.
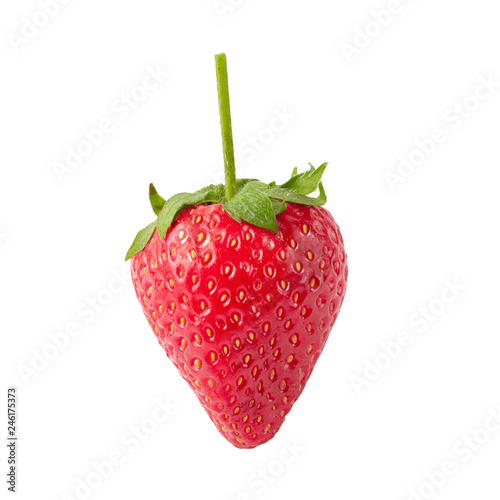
xmin=125 ymin=164 xmax=328 ymax=260
xmin=125 ymin=53 xmax=329 ymax=261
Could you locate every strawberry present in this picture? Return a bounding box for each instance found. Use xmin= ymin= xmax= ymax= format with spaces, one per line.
xmin=126 ymin=54 xmax=348 ymax=448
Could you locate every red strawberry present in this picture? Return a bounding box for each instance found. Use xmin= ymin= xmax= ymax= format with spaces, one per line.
xmin=126 ymin=54 xmax=348 ymax=448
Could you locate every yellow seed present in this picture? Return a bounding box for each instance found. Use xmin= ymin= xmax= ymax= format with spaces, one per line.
xmin=169 ymin=278 xmax=174 ymax=288
xmin=285 ymin=320 xmax=291 ymax=329
xmin=208 ymin=280 xmax=214 ymax=290
xmin=182 ymin=295 xmax=188 ymax=303
xmin=194 ymin=334 xmax=201 ymax=343
xmin=208 ymin=379 xmax=214 ymax=387
xmin=204 ymin=253 xmax=210 ymax=262
xmin=220 ymin=293 xmax=228 ymax=302
xmin=277 ymin=307 xmax=283 ymax=318
xmin=267 ymin=266 xmax=273 ymax=276
xmin=282 ymin=396 xmax=288 ymax=403
xmin=196 ymin=215 xmax=202 ymax=223
xmin=210 ymin=352 xmax=216 ymax=362
xmin=263 ymin=323 xmax=270 ymax=333
xmin=237 ymin=376 xmax=244 ymax=386
xmin=245 ymin=426 xmax=251 ymax=433
xmin=152 ymin=311 xmax=157 ymax=319
xmin=279 ymin=380 xmax=287 ymax=391
xmin=239 ymin=291 xmax=245 ymax=300
xmin=245 ymin=233 xmax=251 ymax=241
xmin=180 ymin=317 xmax=186 ymax=326
xmin=194 ymin=380 xmax=201 ymax=387
xmin=206 ymin=328 xmax=213 ymax=337
xmin=194 ymin=358 xmax=202 ymax=369
xmin=273 ymin=349 xmax=280 ymax=358
xmin=309 ymin=278 xmax=316 ymax=287
xmin=198 ymin=232 xmax=204 ymax=242
xmin=286 ymin=355 xmax=293 ymax=363
xmin=280 ymin=280 xmax=286 ymax=289
xmin=291 ymin=334 xmax=298 ymax=344
xmin=293 ymin=293 xmax=299 ymax=303
xmin=179 ymin=230 xmax=185 ymax=239
xmin=233 ymin=313 xmax=239 ymax=322
xmin=302 ymin=224 xmax=308 ymax=234
xmin=192 ymin=275 xmax=197 ymax=284
xmin=200 ymin=301 xmax=206 ymax=310
xmin=171 ymin=301 xmax=176 ymax=310
xmin=233 ymin=407 xmax=240 ymax=414
xmin=280 ymin=250 xmax=286 ymax=259
xmin=190 ymin=250 xmax=196 ymax=259
xmin=295 ymin=262 xmax=302 ymax=272
xmin=244 ymin=354 xmax=251 ymax=364
xmin=301 ymin=306 xmax=307 ymax=316
xmin=247 ymin=332 xmax=255 ymax=341
xmin=270 ymin=369 xmax=276 ymax=380
xmin=162 ymin=252 xmax=167 ymax=262
xmin=234 ymin=339 xmax=241 ymax=348
xmin=171 ymin=248 xmax=176 ymax=257
xmin=180 ymin=338 xmax=187 ymax=350
xmin=290 ymin=239 xmax=297 ymax=248
xmin=249 ymin=400 xmax=255 ymax=408
xmin=154 ymin=326 xmax=158 ymax=334
xmin=222 ymin=346 xmax=229 ymax=355
xmin=252 ymin=366 xmax=258 ymax=377
xmin=231 ymin=239 xmax=237 ymax=247
xmin=257 ymin=416 xmax=262 ymax=423
xmin=264 ymin=424 xmax=271 ymax=432
xmin=205 ymin=396 xmax=210 ymax=402
xmin=225 ymin=265 xmax=231 ymax=275
xmin=306 ymin=251 xmax=313 ymax=260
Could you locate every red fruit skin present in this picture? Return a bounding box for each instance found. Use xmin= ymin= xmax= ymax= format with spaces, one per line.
xmin=131 ymin=203 xmax=347 ymax=448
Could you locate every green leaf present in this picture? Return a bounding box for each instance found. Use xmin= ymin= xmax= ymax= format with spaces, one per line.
xmin=280 ymin=162 xmax=327 ymax=195
xmin=125 ymin=221 xmax=157 ymax=261
xmin=156 ymin=184 xmax=225 ymax=238
xmin=271 ymin=198 xmax=287 ymax=216
xmin=224 ymin=181 xmax=279 ymax=233
xmin=149 ymin=184 xmax=166 ymax=216
xmin=267 ymin=182 xmax=327 ymax=206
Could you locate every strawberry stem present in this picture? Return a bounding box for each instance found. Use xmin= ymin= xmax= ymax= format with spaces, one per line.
xmin=215 ymin=53 xmax=237 ymax=201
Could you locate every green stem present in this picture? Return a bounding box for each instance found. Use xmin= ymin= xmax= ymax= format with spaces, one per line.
xmin=215 ymin=53 xmax=237 ymax=201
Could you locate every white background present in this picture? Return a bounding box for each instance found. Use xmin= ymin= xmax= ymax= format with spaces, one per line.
xmin=1 ymin=1 xmax=500 ymax=499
